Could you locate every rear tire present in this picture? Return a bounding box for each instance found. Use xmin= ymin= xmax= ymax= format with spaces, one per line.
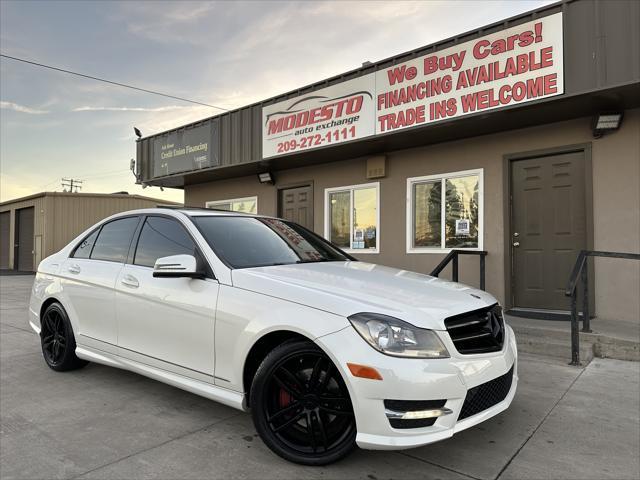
xmin=40 ymin=302 xmax=88 ymax=372
xmin=250 ymin=340 xmax=356 ymax=465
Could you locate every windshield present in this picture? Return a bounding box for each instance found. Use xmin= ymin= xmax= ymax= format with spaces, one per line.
xmin=191 ymin=216 xmax=352 ymax=269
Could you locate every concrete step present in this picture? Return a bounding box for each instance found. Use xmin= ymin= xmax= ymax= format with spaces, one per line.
xmin=589 ymin=333 xmax=640 ymax=362
xmin=507 ymin=316 xmax=640 ymax=363
xmin=515 ymin=330 xmax=594 ymax=364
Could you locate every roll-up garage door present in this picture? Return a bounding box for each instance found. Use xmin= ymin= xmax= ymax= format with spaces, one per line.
xmin=0 ymin=211 xmax=10 ymax=270
xmin=16 ymin=207 xmax=35 ymax=272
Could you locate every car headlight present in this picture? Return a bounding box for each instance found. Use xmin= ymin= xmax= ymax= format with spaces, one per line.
xmin=348 ymin=313 xmax=449 ymax=358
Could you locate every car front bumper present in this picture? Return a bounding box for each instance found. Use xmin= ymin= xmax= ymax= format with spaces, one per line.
xmin=315 ymin=323 xmax=518 ymax=450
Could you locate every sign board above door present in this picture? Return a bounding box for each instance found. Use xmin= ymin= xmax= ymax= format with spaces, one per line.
xmin=262 ymin=74 xmax=376 ymax=159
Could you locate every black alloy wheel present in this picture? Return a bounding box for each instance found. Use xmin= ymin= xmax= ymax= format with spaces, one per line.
xmin=250 ymin=340 xmax=356 ymax=465
xmin=40 ymin=303 xmax=88 ymax=371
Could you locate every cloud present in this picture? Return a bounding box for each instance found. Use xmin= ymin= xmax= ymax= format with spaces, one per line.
xmin=117 ymin=1 xmax=218 ymax=45
xmin=0 ymin=101 xmax=49 ymax=114
xmin=72 ymin=105 xmax=188 ymax=113
xmin=0 ymin=172 xmax=47 ymax=202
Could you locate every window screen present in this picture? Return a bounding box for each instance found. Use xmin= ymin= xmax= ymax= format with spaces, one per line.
xmin=90 ymin=217 xmax=139 ymax=263
xmin=134 ymin=217 xmax=196 ymax=268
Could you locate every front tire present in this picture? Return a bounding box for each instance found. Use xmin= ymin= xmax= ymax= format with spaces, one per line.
xmin=40 ymin=302 xmax=88 ymax=372
xmin=250 ymin=340 xmax=356 ymax=465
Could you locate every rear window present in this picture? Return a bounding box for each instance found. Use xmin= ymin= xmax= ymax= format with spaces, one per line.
xmin=90 ymin=217 xmax=139 ymax=263
xmin=73 ymin=229 xmax=99 ymax=259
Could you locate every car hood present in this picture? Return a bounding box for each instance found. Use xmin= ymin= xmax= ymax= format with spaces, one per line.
xmin=231 ymin=261 xmax=497 ymax=330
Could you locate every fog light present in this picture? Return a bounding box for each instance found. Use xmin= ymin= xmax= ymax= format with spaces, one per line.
xmin=385 ymin=408 xmax=453 ymax=420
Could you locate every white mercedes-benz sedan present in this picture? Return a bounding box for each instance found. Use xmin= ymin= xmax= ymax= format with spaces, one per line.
xmin=29 ymin=208 xmax=517 ymax=465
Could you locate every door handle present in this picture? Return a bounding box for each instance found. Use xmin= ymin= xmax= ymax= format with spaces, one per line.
xmin=67 ymin=264 xmax=81 ymax=274
xmin=121 ymin=274 xmax=139 ymax=288
xmin=513 ymin=242 xmax=520 ymax=247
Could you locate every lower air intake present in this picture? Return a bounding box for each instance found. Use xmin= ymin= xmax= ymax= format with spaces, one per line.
xmin=458 ymin=365 xmax=514 ymax=420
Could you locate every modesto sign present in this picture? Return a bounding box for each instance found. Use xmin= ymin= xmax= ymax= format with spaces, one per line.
xmin=262 ymin=12 xmax=563 ymax=158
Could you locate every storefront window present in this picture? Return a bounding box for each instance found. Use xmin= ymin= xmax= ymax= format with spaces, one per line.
xmin=413 ymin=181 xmax=442 ymax=248
xmin=445 ymin=176 xmax=479 ymax=248
xmin=329 ymin=191 xmax=350 ymax=248
xmin=408 ymin=170 xmax=482 ymax=252
xmin=206 ymin=196 xmax=257 ymax=214
xmin=326 ymin=183 xmax=379 ymax=252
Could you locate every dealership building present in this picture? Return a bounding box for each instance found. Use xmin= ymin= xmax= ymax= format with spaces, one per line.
xmin=135 ymin=0 xmax=639 ymax=324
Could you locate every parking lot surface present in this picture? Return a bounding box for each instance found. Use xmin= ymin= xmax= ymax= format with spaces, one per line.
xmin=1 ymin=275 xmax=639 ymax=480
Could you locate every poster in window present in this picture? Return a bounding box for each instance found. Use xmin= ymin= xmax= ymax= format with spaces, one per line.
xmin=353 ymin=229 xmax=365 ymax=249
xmin=455 ymin=219 xmax=471 ymax=236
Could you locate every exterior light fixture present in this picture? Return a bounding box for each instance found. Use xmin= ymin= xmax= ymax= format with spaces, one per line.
xmin=258 ymin=172 xmax=274 ymax=184
xmin=592 ymin=112 xmax=623 ymax=138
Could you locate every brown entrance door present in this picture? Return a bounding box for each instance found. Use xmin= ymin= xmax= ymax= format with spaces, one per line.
xmin=15 ymin=207 xmax=35 ymax=272
xmin=511 ymin=151 xmax=587 ymax=311
xmin=279 ymin=185 xmax=313 ymax=230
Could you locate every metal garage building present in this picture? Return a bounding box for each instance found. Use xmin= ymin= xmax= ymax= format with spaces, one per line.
xmin=0 ymin=192 xmax=180 ymax=272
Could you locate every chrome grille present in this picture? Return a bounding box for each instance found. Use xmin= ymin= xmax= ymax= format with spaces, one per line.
xmin=445 ymin=304 xmax=504 ymax=354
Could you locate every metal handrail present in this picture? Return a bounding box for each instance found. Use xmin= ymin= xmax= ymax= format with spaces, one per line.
xmin=565 ymin=250 xmax=640 ymax=365
xmin=430 ymin=250 xmax=488 ymax=290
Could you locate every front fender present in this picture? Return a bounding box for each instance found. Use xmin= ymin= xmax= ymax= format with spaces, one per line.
xmin=214 ymin=284 xmax=349 ymax=392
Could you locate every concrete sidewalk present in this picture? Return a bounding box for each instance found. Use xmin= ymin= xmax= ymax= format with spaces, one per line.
xmin=1 ymin=275 xmax=639 ymax=480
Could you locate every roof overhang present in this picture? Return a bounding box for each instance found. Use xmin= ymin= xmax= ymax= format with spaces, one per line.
xmin=146 ymin=81 xmax=640 ymax=189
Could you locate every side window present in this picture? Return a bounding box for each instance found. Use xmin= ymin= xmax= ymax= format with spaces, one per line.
xmin=90 ymin=217 xmax=140 ymax=263
xmin=73 ymin=229 xmax=99 ymax=259
xmin=134 ymin=217 xmax=196 ymax=268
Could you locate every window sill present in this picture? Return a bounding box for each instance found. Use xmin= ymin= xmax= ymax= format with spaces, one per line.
xmin=344 ymin=249 xmax=379 ymax=255
xmin=406 ymin=247 xmax=483 ymax=254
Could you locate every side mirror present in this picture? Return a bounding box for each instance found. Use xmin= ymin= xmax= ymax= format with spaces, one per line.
xmin=153 ymin=254 xmax=206 ymax=279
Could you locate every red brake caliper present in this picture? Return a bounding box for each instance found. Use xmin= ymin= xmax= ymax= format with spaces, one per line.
xmin=279 ymin=388 xmax=292 ymax=408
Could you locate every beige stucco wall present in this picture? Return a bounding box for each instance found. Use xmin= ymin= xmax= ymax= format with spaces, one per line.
xmin=591 ymin=110 xmax=640 ymax=322
xmin=186 ymin=109 xmax=640 ymax=324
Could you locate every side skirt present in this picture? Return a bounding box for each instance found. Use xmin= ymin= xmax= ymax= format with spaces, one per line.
xmin=75 ymin=345 xmax=247 ymax=411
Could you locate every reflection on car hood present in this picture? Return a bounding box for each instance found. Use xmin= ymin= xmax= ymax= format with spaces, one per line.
xmin=231 ymin=261 xmax=497 ymax=330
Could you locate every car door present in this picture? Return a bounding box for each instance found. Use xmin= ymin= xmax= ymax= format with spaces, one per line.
xmin=61 ymin=216 xmax=141 ymax=351
xmin=115 ymin=215 xmax=218 ymax=376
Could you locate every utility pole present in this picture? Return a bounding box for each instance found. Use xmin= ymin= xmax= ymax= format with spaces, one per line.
xmin=61 ymin=178 xmax=83 ymax=193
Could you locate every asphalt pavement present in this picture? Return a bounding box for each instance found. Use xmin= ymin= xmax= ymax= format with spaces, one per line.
xmin=1 ymin=275 xmax=638 ymax=480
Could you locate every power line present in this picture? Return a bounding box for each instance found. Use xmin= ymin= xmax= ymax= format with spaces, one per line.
xmin=0 ymin=53 xmax=229 ymax=112
xmin=75 ymin=168 xmax=128 ymax=180
xmin=37 ymin=168 xmax=127 ymax=190
xmin=37 ymin=178 xmax=62 ymax=191
xmin=83 ymin=170 xmax=130 ymax=180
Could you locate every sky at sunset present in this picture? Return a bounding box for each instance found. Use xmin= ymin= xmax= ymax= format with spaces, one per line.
xmin=1 ymin=0 xmax=553 ymax=204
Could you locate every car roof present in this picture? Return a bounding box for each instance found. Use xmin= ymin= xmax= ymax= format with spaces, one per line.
xmin=107 ymin=207 xmax=273 ymax=219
